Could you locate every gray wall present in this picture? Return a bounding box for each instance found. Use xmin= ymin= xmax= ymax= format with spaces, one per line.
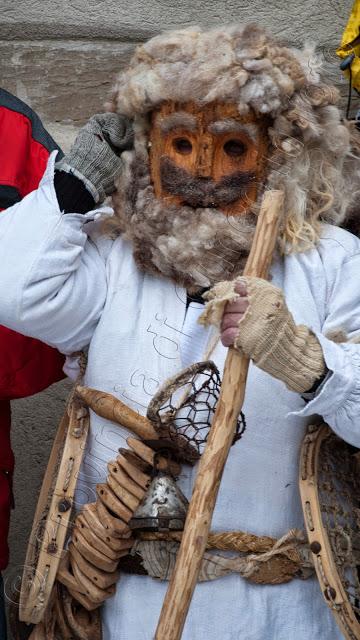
xmin=0 ymin=0 xmax=355 ymax=149
xmin=0 ymin=0 xmax=354 ymax=622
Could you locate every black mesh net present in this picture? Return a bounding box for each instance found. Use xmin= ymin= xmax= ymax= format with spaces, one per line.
xmin=146 ymin=361 xmax=246 ymax=465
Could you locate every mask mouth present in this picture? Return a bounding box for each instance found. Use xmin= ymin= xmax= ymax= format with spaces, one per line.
xmin=197 ymin=201 xmax=217 ymax=208
xmin=111 ymin=149 xmax=258 ymax=289
xmin=160 ymin=157 xmax=256 ymax=209
xmin=181 ymin=194 xmax=218 ymax=209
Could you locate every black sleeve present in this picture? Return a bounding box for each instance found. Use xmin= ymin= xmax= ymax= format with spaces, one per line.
xmin=301 ymin=367 xmax=330 ymax=402
xmin=54 ymin=170 xmax=95 ymax=214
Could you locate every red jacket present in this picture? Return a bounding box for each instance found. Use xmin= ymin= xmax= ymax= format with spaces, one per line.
xmin=0 ymin=89 xmax=65 ymax=570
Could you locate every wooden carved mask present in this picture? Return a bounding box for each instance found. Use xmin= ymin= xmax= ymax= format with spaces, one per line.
xmin=149 ymin=102 xmax=269 ymax=216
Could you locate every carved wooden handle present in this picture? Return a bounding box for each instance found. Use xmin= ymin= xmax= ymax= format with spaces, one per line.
xmin=76 ymin=386 xmax=158 ymax=441
xmin=155 ymin=190 xmax=284 ymax=639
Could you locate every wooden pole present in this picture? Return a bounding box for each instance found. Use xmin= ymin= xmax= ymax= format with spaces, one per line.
xmin=155 ymin=190 xmax=284 ymax=639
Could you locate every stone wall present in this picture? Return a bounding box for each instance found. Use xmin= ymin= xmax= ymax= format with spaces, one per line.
xmin=0 ymin=0 xmax=354 ymax=624
xmin=0 ymin=0 xmax=354 ymax=150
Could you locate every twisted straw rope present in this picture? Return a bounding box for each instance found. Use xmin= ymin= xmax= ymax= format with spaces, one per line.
xmin=140 ymin=530 xmax=275 ymax=552
xmin=137 ymin=528 xmax=313 ymax=584
xmin=139 ymin=528 xmax=308 ymax=566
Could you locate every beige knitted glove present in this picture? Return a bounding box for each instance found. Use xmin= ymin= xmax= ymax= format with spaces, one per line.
xmin=200 ymin=277 xmax=325 ymax=394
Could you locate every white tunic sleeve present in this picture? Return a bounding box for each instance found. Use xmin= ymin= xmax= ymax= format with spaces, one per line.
xmin=292 ymin=236 xmax=360 ymax=447
xmin=0 ymin=152 xmax=107 ymax=354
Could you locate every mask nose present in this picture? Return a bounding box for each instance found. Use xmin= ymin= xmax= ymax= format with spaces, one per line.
xmin=195 ymin=138 xmax=213 ymax=178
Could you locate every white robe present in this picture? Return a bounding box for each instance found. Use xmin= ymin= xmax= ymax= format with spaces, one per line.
xmin=1 ymin=153 xmax=360 ymax=639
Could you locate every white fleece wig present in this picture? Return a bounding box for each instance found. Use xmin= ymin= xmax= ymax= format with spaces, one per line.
xmin=108 ymin=23 xmax=360 ymax=253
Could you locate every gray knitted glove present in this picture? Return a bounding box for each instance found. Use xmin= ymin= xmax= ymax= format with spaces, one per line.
xmin=55 ymin=113 xmax=133 ymax=204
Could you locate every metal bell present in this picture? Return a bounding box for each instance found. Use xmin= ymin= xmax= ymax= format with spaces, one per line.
xmin=129 ymin=471 xmax=189 ymax=532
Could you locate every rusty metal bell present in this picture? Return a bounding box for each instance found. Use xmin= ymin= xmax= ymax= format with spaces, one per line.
xmin=129 ymin=471 xmax=189 ymax=532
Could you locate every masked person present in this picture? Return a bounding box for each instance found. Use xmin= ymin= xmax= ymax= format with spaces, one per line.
xmin=1 ymin=24 xmax=360 ymax=640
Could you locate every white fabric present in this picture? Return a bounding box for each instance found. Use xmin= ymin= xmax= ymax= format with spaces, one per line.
xmin=1 ymin=153 xmax=360 ymax=639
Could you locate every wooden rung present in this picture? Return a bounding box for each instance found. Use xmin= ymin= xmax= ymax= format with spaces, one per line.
xmin=53 ymin=586 xmax=75 ymax=640
xmin=96 ymin=483 xmax=133 ymax=523
xmin=127 ymin=437 xmax=181 ymax=476
xmin=77 ymin=513 xmax=133 ymax=557
xmin=82 ymin=503 xmax=133 ymax=552
xmin=67 ymin=587 xmax=100 ymax=611
xmin=107 ymin=461 xmax=145 ymax=501
xmin=57 ymin=552 xmax=87 ymax=596
xmin=70 ymin=531 xmax=118 ymax=573
xmin=95 ymin=499 xmax=131 ymax=539
xmin=120 ymin=448 xmax=151 ymax=472
xmin=69 ymin=543 xmax=120 ymax=590
xmin=107 ymin=475 xmax=141 ymax=513
xmin=74 ymin=516 xmax=119 ymax=561
xmin=116 ymin=453 xmax=151 ymax=490
xmin=70 ymin=553 xmax=116 ymax=604
xmin=81 ymin=502 xmax=116 ymax=540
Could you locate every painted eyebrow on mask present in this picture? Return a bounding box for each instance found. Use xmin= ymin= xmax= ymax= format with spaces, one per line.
xmin=208 ymin=119 xmax=258 ymax=142
xmin=159 ymin=112 xmax=198 ymax=134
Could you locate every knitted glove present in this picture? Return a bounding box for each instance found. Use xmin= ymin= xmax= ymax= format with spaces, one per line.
xmin=200 ymin=277 xmax=325 ymax=393
xmin=55 ymin=113 xmax=133 ymax=204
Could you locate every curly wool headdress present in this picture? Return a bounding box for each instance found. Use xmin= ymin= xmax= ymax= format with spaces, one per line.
xmin=109 ymin=23 xmax=360 ymax=252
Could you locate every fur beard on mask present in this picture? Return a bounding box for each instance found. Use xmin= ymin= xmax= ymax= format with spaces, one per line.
xmin=111 ymin=150 xmax=257 ymax=290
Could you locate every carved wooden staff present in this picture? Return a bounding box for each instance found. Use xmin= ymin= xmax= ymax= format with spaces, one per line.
xmin=155 ymin=189 xmax=284 ymax=639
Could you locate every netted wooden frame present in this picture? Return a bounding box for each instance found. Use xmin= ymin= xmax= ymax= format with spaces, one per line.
xmin=147 ymin=360 xmax=246 ymax=460
xmin=299 ymin=422 xmax=360 ymax=640
xmin=20 ymin=402 xmax=89 ymax=624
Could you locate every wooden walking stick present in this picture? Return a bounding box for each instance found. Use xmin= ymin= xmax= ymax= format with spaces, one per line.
xmin=155 ymin=189 xmax=284 ymax=639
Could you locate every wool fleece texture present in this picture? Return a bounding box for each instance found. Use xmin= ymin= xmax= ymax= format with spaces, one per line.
xmin=108 ymin=24 xmax=360 ymax=254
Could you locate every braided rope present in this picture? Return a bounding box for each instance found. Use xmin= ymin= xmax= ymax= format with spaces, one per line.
xmin=140 ymin=530 xmax=276 ymax=552
xmin=139 ymin=527 xmax=313 ymax=584
xmin=140 ymin=528 xmax=307 ymax=557
xmin=231 ymin=529 xmax=307 ymax=579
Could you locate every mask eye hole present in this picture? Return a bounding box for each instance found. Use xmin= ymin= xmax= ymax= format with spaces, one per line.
xmin=223 ymin=139 xmax=246 ymax=157
xmin=173 ymin=138 xmax=192 ymax=155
